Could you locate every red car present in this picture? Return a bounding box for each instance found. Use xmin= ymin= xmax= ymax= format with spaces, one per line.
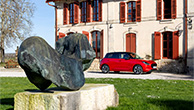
xmin=100 ymin=52 xmax=157 ymax=74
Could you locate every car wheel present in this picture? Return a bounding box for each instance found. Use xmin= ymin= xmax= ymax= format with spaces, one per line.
xmin=101 ymin=64 xmax=110 ymax=73
xmin=133 ymin=65 xmax=143 ymax=74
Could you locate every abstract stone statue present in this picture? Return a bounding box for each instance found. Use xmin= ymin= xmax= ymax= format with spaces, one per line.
xmin=18 ymin=33 xmax=96 ymax=91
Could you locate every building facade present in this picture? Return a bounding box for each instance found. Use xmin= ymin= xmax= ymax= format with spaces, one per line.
xmin=46 ymin=0 xmax=193 ymax=73
xmin=187 ymin=0 xmax=194 ymax=74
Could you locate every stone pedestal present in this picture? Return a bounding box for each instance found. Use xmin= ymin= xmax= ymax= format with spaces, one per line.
xmin=14 ymin=84 xmax=119 ymax=110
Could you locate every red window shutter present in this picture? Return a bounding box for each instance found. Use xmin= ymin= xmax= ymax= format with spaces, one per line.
xmin=136 ymin=0 xmax=141 ymax=22
xmin=63 ymin=3 xmax=68 ymax=24
xmin=173 ymin=31 xmax=179 ymax=59
xmin=59 ymin=32 xmax=66 ymax=39
xmin=100 ymin=30 xmax=104 ymax=59
xmin=82 ymin=31 xmax=89 ymax=40
xmin=86 ymin=0 xmax=91 ymax=22
xmin=171 ymin=0 xmax=177 ymax=19
xmin=131 ymin=34 xmax=136 ymax=53
xmin=126 ymin=33 xmax=131 ymax=52
xmin=157 ymin=0 xmax=162 ymax=20
xmin=74 ymin=3 xmax=79 ymax=24
xmin=99 ymin=0 xmax=102 ymax=21
xmin=154 ymin=32 xmax=161 ymax=59
xmin=120 ymin=2 xmax=125 ymax=23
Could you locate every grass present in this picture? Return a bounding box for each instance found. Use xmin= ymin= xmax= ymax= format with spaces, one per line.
xmin=0 ymin=78 xmax=193 ymax=110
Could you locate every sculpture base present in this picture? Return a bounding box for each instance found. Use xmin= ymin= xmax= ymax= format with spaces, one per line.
xmin=14 ymin=84 xmax=119 ymax=110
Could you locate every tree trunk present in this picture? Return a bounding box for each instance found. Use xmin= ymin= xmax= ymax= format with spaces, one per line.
xmin=0 ymin=48 xmax=5 ymax=63
xmin=0 ymin=35 xmax=5 ymax=63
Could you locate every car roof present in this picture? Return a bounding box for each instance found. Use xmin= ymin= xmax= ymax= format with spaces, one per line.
xmin=106 ymin=52 xmax=135 ymax=54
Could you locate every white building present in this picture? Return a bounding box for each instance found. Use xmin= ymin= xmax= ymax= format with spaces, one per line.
xmin=188 ymin=0 xmax=194 ymax=74
xmin=46 ymin=0 xmax=194 ymax=73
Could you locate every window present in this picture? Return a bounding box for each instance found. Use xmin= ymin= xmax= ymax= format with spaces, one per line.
xmin=162 ymin=32 xmax=173 ymax=59
xmin=92 ymin=0 xmax=102 ymax=22
xmin=154 ymin=31 xmax=179 ymax=59
xmin=81 ymin=1 xmax=87 ymax=22
xmin=92 ymin=31 xmax=101 ymax=58
xmin=105 ymin=53 xmax=113 ymax=58
xmin=63 ymin=2 xmax=79 ymax=24
xmin=127 ymin=2 xmax=136 ymax=22
xmin=120 ymin=0 xmax=141 ymax=23
xmin=69 ymin=3 xmax=74 ymax=24
xmin=63 ymin=1 xmax=101 ymax=24
xmin=93 ymin=0 xmax=99 ymax=21
xmin=163 ymin=0 xmax=171 ymax=19
xmin=157 ymin=0 xmax=176 ymax=20
xmin=92 ymin=30 xmax=103 ymax=58
xmin=105 ymin=53 xmax=119 ymax=59
xmin=128 ymin=53 xmax=142 ymax=59
xmin=119 ymin=53 xmax=130 ymax=59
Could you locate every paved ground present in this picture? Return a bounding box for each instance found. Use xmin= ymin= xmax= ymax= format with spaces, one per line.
xmin=0 ymin=67 xmax=193 ymax=81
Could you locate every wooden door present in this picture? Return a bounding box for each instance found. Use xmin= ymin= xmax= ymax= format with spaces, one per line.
xmin=126 ymin=33 xmax=136 ymax=53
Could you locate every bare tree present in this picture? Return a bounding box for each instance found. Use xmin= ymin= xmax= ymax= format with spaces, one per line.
xmin=0 ymin=0 xmax=35 ymax=62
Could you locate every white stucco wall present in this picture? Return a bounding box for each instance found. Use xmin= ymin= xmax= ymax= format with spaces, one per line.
xmin=188 ymin=0 xmax=194 ymax=74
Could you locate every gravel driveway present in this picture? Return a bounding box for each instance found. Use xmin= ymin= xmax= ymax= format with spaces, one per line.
xmin=0 ymin=67 xmax=193 ymax=81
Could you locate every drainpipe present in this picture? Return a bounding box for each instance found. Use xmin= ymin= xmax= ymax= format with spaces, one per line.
xmin=184 ymin=0 xmax=188 ymax=67
xmin=107 ymin=2 xmax=109 ymax=52
xmin=47 ymin=2 xmax=58 ymax=45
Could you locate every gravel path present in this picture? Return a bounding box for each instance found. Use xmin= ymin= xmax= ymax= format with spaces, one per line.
xmin=0 ymin=67 xmax=193 ymax=81
xmin=85 ymin=71 xmax=194 ymax=81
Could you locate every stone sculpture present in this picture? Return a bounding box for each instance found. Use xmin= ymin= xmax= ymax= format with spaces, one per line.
xmin=18 ymin=33 xmax=96 ymax=91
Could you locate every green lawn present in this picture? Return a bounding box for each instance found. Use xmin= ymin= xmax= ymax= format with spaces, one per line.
xmin=0 ymin=77 xmax=193 ymax=110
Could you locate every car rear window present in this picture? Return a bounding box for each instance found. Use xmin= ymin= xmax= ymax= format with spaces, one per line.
xmin=105 ymin=53 xmax=119 ymax=58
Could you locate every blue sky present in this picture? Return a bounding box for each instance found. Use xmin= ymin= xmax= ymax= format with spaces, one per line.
xmin=6 ymin=0 xmax=55 ymax=53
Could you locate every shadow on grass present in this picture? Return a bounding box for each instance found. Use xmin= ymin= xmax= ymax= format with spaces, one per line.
xmin=0 ymin=98 xmax=14 ymax=110
xmin=25 ymin=87 xmax=73 ymax=93
xmin=24 ymin=89 xmax=53 ymax=93
xmin=148 ymin=99 xmax=194 ymax=110
xmin=0 ymin=98 xmax=14 ymax=106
